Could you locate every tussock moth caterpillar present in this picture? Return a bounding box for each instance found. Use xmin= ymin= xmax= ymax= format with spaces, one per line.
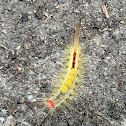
xmin=47 ymin=19 xmax=81 ymax=104
xmin=27 ymin=19 xmax=83 ymax=124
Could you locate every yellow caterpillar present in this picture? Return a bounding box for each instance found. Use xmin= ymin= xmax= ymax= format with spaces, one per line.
xmin=27 ymin=19 xmax=82 ymax=123
xmin=43 ymin=19 xmax=82 ymax=122
xmin=47 ymin=19 xmax=81 ymax=108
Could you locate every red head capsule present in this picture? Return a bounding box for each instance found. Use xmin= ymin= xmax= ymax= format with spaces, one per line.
xmin=46 ymin=100 xmax=55 ymax=108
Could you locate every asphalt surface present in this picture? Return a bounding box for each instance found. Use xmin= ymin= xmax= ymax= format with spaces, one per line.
xmin=0 ymin=0 xmax=126 ymax=126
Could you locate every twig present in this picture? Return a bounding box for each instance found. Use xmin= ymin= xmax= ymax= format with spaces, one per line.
xmin=102 ymin=4 xmax=109 ymax=19
xmin=118 ymin=80 xmax=125 ymax=92
xmin=0 ymin=44 xmax=13 ymax=52
xmin=25 ymin=100 xmax=43 ymax=105
xmin=0 ymin=44 xmax=9 ymax=50
xmin=42 ymin=109 xmax=53 ymax=124
xmin=20 ymin=118 xmax=25 ymax=126
xmin=43 ymin=14 xmax=57 ymax=23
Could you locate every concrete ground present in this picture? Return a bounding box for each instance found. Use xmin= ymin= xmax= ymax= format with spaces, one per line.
xmin=0 ymin=0 xmax=126 ymax=126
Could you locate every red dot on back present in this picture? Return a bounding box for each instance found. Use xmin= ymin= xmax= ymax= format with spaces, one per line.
xmin=72 ymin=52 xmax=76 ymax=68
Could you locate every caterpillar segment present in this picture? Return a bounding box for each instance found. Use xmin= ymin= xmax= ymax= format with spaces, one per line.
xmin=42 ymin=19 xmax=81 ymax=123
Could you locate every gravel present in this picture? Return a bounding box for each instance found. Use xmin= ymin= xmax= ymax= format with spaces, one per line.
xmin=0 ymin=0 xmax=126 ymax=126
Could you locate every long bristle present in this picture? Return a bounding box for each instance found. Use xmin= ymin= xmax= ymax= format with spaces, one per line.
xmin=73 ymin=19 xmax=81 ymax=52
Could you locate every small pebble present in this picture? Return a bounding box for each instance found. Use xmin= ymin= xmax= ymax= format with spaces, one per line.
xmin=16 ymin=45 xmax=21 ymax=50
xmin=21 ymin=13 xmax=29 ymax=22
xmin=90 ymin=64 xmax=94 ymax=68
xmin=104 ymin=59 xmax=108 ymax=63
xmin=103 ymin=67 xmax=108 ymax=70
xmin=27 ymin=95 xmax=33 ymax=101
xmin=4 ymin=115 xmax=15 ymax=126
xmin=106 ymin=56 xmax=111 ymax=60
xmin=58 ymin=0 xmax=63 ymax=3
xmin=88 ymin=74 xmax=97 ymax=80
xmin=43 ymin=12 xmax=49 ymax=17
xmin=103 ymin=31 xmax=109 ymax=38
xmin=21 ymin=121 xmax=32 ymax=126
xmin=1 ymin=29 xmax=7 ymax=35
xmin=38 ymin=74 xmax=42 ymax=80
xmin=35 ymin=6 xmax=44 ymax=19
xmin=18 ymin=91 xmax=25 ymax=95
xmin=120 ymin=20 xmax=125 ymax=24
xmin=88 ymin=90 xmax=92 ymax=95
xmin=33 ymin=90 xmax=39 ymax=94
xmin=1 ymin=109 xmax=7 ymax=115
xmin=42 ymin=74 xmax=47 ymax=79
xmin=96 ymin=17 xmax=102 ymax=22
xmin=11 ymin=0 xmax=18 ymax=3
xmin=0 ymin=117 xmax=5 ymax=122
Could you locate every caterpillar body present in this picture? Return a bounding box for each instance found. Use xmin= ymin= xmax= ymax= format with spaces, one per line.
xmin=27 ymin=19 xmax=82 ymax=123
xmin=46 ymin=19 xmax=81 ymax=109
xmin=42 ymin=19 xmax=82 ymax=123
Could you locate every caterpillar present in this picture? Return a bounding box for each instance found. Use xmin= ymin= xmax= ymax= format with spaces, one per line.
xmin=27 ymin=19 xmax=82 ymax=124
xmin=43 ymin=19 xmax=82 ymax=123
